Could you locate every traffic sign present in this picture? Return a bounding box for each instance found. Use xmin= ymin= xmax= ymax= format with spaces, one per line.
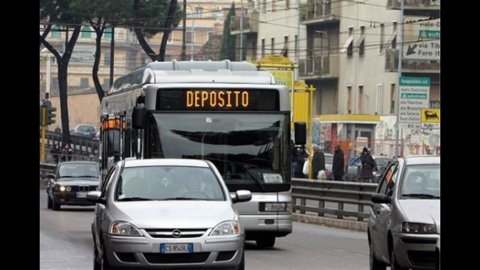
xmin=403 ymin=17 xmax=440 ymax=60
xmin=398 ymin=77 xmax=430 ymax=124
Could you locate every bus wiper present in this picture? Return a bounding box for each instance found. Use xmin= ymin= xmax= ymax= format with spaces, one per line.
xmin=117 ymin=197 xmax=151 ymax=201
xmin=402 ymin=193 xmax=440 ymax=199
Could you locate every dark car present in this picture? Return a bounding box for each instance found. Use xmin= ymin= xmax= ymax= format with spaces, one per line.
xmin=46 ymin=161 xmax=100 ymax=210
xmin=70 ymin=124 xmax=97 ymax=138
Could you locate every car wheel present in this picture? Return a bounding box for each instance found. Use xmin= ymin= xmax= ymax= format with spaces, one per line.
xmin=93 ymin=243 xmax=101 ymax=270
xmin=237 ymin=250 xmax=245 ymax=270
xmin=47 ymin=196 xmax=53 ymax=209
xmin=52 ymin=198 xmax=61 ymax=211
xmin=390 ymin=248 xmax=407 ymax=270
xmin=369 ymin=240 xmax=386 ymax=270
xmin=99 ymin=245 xmax=116 ymax=270
xmin=256 ymin=236 xmax=275 ymax=248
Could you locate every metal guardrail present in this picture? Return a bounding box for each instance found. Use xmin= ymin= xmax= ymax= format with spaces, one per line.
xmin=42 ymin=131 xmax=99 ymax=161
xmin=40 ymin=162 xmax=57 ymax=180
xmin=292 ymin=179 xmax=378 ymax=222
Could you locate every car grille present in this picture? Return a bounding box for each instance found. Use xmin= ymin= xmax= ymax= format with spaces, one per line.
xmin=407 ymin=250 xmax=436 ymax=267
xmin=145 ymin=228 xmax=208 ymax=238
xmin=72 ymin=185 xmax=97 ymax=192
xmin=216 ymin=251 xmax=236 ymax=261
xmin=143 ymin=252 xmax=210 ymax=263
xmin=401 ymin=236 xmax=437 ymax=244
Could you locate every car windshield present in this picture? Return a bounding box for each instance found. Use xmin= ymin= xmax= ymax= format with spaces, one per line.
xmin=58 ymin=163 xmax=99 ymax=179
xmin=400 ymin=164 xmax=440 ymax=199
xmin=115 ymin=166 xmax=226 ymax=201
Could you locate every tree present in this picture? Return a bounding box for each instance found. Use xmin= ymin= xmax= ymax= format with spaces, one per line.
xmin=220 ymin=3 xmax=236 ymax=61
xmin=132 ymin=0 xmax=183 ymax=62
xmin=40 ymin=0 xmax=89 ymax=145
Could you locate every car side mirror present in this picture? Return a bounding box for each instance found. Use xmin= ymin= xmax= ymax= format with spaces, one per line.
xmin=371 ymin=193 xmax=391 ymax=204
xmin=86 ymin=191 xmax=105 ymax=204
xmin=48 ymin=174 xmax=55 ymax=180
xmin=231 ymin=190 xmax=252 ymax=203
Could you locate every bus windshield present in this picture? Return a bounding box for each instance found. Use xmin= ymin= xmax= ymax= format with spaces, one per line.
xmin=148 ymin=113 xmax=290 ymax=192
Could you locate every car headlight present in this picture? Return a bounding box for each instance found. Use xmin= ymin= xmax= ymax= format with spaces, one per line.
xmin=110 ymin=221 xmax=143 ymax=236
xmin=402 ymin=222 xmax=437 ymax=234
xmin=261 ymin=202 xmax=292 ymax=212
xmin=209 ymin=221 xmax=241 ymax=236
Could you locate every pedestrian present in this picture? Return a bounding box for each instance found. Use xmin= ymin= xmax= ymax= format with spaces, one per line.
xmin=62 ymin=144 xmax=73 ymax=161
xmin=332 ymin=145 xmax=345 ymax=181
xmin=311 ymin=145 xmax=325 ymax=179
xmin=294 ymin=146 xmax=308 ymax=178
xmin=359 ymin=147 xmax=377 ymax=183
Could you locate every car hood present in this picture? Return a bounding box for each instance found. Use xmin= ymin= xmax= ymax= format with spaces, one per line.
xmin=398 ymin=199 xmax=440 ymax=230
xmin=111 ymin=201 xmax=236 ymax=229
xmin=57 ymin=178 xmax=99 ymax=186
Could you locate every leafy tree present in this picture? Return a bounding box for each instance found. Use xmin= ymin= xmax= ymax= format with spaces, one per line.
xmin=40 ymin=0 xmax=90 ymax=145
xmin=132 ymin=0 xmax=183 ymax=61
xmin=220 ymin=3 xmax=236 ymax=61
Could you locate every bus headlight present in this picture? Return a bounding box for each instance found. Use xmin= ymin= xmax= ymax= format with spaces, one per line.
xmin=261 ymin=202 xmax=292 ymax=212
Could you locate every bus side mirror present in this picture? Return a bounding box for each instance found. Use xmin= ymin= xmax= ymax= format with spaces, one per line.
xmin=132 ymin=105 xmax=146 ymax=129
xmin=294 ymin=122 xmax=306 ymax=145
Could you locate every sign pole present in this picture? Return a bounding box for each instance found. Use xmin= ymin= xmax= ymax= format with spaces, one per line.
xmin=395 ymin=0 xmax=404 ymax=157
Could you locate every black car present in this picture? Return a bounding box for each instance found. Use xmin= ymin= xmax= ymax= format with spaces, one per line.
xmin=46 ymin=161 xmax=100 ymax=210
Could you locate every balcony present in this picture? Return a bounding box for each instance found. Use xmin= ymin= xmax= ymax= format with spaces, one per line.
xmin=385 ymin=49 xmax=439 ymax=73
xmin=230 ymin=12 xmax=259 ymax=35
xmin=299 ymin=54 xmax=339 ymax=79
xmin=300 ymin=0 xmax=339 ymax=25
xmin=387 ymin=0 xmax=440 ymax=10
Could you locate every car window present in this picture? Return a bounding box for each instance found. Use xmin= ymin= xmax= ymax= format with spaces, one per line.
xmin=58 ymin=163 xmax=99 ymax=179
xmin=378 ymin=162 xmax=398 ymax=195
xmin=115 ymin=166 xmax=226 ymax=201
xmin=400 ymin=164 xmax=440 ymax=198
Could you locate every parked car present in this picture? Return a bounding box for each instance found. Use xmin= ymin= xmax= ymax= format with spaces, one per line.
xmin=368 ymin=155 xmax=440 ymax=270
xmin=88 ymin=158 xmax=251 ymax=270
xmin=70 ymin=124 xmax=97 ymax=138
xmin=46 ymin=161 xmax=101 ymax=210
xmin=345 ymin=156 xmax=362 ymax=181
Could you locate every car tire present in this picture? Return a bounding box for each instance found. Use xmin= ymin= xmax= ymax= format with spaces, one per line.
xmin=93 ymin=243 xmax=101 ymax=270
xmin=237 ymin=250 xmax=245 ymax=270
xmin=390 ymin=248 xmax=407 ymax=270
xmin=256 ymin=236 xmax=275 ymax=248
xmin=369 ymin=240 xmax=386 ymax=270
xmin=47 ymin=196 xmax=53 ymax=209
xmin=52 ymin=198 xmax=61 ymax=211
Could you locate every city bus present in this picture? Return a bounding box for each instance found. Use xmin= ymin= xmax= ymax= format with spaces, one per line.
xmin=98 ymin=60 xmax=306 ymax=248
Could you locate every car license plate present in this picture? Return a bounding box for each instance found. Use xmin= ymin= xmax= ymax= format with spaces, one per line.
xmin=76 ymin=192 xmax=87 ymax=198
xmin=160 ymin=243 xmax=193 ymax=254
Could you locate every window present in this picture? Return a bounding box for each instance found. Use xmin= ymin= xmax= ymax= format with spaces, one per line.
xmin=263 ymin=0 xmax=267 ymax=13
xmin=81 ymin=26 xmax=92 ymax=38
xmin=347 ymin=85 xmax=352 ymax=114
xmin=341 ymin=27 xmax=354 ymax=57
xmin=186 ymin=31 xmax=193 ymax=44
xmin=390 ymin=83 xmax=396 ymax=114
xmin=271 ymin=38 xmax=275 ymax=54
xmin=358 ymin=85 xmax=363 ymax=113
xmin=104 ymin=27 xmax=112 ymax=39
xmin=294 ymin=35 xmax=298 ymax=59
xmin=51 ymin=25 xmax=61 ymax=38
xmin=286 ymin=0 xmax=290 ymax=9
xmin=80 ymin=78 xmax=89 ymax=87
xmin=390 ymin=22 xmax=397 ymax=49
xmin=194 ymin=7 xmax=203 ymax=18
xmin=261 ymin=39 xmax=265 ymax=57
xmin=358 ymin=26 xmax=365 ymax=56
xmin=380 ymin=23 xmax=385 ymax=53
xmin=282 ymin=36 xmax=289 ymax=57
xmin=104 ymin=52 xmax=111 ymax=66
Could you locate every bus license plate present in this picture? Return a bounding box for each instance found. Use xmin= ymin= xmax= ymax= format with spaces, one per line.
xmin=160 ymin=243 xmax=193 ymax=254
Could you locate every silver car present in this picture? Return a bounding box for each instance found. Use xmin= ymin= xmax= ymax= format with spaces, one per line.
xmin=368 ymin=156 xmax=440 ymax=270
xmin=88 ymin=158 xmax=251 ymax=269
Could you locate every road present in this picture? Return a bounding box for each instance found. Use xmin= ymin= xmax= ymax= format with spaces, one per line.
xmin=40 ymin=191 xmax=370 ymax=270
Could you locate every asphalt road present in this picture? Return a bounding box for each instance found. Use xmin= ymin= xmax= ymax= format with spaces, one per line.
xmin=40 ymin=190 xmax=370 ymax=270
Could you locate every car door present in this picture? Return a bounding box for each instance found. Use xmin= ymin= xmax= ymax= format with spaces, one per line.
xmin=93 ymin=164 xmax=118 ymax=251
xmin=370 ymin=161 xmax=398 ymax=262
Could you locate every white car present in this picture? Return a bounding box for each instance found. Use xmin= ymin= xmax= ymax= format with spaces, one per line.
xmin=368 ymin=156 xmax=440 ymax=270
xmin=88 ymin=158 xmax=251 ymax=269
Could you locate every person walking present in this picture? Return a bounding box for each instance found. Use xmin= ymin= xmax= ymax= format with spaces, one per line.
xmin=359 ymin=147 xmax=377 ymax=183
xmin=332 ymin=145 xmax=345 ymax=181
xmin=311 ymin=145 xmax=325 ymax=179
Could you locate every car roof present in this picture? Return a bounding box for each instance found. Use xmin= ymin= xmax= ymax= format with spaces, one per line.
xmin=402 ymin=155 xmax=440 ymax=165
xmin=123 ymin=158 xmax=210 ymax=168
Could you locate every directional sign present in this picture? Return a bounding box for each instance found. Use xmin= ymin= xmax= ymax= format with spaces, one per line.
xmin=399 ymin=77 xmax=430 ymax=125
xmin=403 ymin=17 xmax=440 ymax=60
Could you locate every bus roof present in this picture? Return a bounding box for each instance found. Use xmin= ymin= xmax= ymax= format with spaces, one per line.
xmin=110 ymin=60 xmax=277 ymax=94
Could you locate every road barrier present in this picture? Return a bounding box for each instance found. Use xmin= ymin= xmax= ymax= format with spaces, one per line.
xmin=292 ymin=178 xmax=378 ymax=223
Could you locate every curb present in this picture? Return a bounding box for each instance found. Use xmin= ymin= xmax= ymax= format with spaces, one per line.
xmin=293 ymin=213 xmax=368 ymax=232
